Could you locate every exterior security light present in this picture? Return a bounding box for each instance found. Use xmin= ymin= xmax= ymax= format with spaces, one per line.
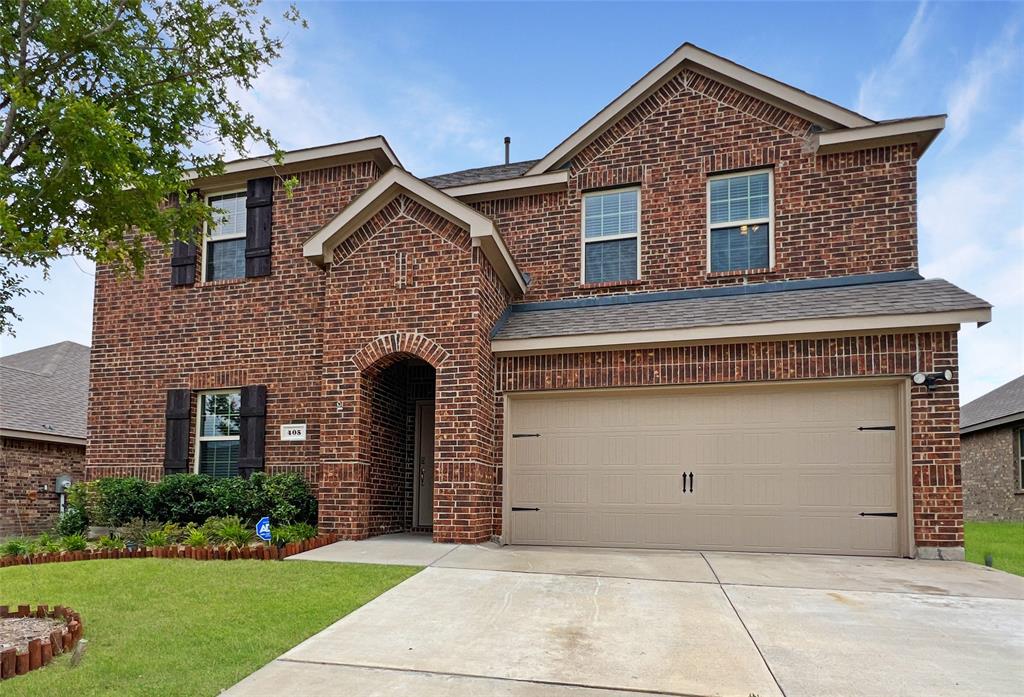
xmin=911 ymin=370 xmax=953 ymax=391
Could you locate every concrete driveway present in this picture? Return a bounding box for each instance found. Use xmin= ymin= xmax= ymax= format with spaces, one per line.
xmin=226 ymin=536 xmax=1024 ymax=697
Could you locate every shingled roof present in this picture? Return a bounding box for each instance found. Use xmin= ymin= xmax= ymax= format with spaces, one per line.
xmin=0 ymin=341 xmax=90 ymax=441
xmin=422 ymin=160 xmax=540 ymax=188
xmin=961 ymin=374 xmax=1024 ymax=434
xmin=493 ymin=277 xmax=990 ymax=343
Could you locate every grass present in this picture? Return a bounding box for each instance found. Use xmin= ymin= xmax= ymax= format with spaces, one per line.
xmin=0 ymin=558 xmax=419 ymax=696
xmin=964 ymin=521 xmax=1024 ymax=577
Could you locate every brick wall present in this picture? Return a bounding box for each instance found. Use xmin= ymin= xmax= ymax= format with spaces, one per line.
xmin=494 ymin=331 xmax=963 ymax=549
xmin=476 ymin=69 xmax=917 ymax=303
xmin=87 ymin=162 xmax=381 ymax=483
xmin=0 ymin=437 xmax=85 ymax=537
xmin=962 ymin=424 xmax=1024 ymax=520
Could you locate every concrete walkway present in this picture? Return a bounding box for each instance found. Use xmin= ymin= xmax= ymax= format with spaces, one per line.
xmin=228 ymin=536 xmax=1024 ymax=697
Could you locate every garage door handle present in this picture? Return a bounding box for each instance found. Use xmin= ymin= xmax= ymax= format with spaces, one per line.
xmin=859 ymin=511 xmax=897 ymax=517
xmin=511 ymin=507 xmax=540 ymax=512
xmin=512 ymin=433 xmax=541 ymax=438
xmin=681 ymin=472 xmax=694 ymax=493
xmin=857 ymin=425 xmax=895 ymax=431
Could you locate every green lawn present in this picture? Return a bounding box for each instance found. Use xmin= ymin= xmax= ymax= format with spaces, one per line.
xmin=0 ymin=558 xmax=419 ymax=696
xmin=965 ymin=521 xmax=1024 ymax=576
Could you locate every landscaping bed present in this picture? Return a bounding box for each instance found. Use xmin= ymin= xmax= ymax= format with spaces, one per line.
xmin=0 ymin=606 xmax=83 ymax=680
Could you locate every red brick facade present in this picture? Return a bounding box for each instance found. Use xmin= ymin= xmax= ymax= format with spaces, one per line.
xmin=1 ymin=437 xmax=85 ymax=537
xmin=86 ymin=58 xmax=965 ymax=554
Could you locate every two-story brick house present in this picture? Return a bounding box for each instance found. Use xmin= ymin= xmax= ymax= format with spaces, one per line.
xmin=87 ymin=44 xmax=990 ymax=559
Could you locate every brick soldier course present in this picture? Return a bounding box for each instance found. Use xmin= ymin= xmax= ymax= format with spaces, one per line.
xmin=86 ymin=44 xmax=990 ymax=557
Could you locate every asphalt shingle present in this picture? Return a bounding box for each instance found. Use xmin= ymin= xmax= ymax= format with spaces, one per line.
xmin=0 ymin=341 xmax=90 ymax=439
xmin=422 ymin=160 xmax=539 ymax=188
xmin=494 ymin=278 xmax=990 ymax=341
xmin=961 ymin=374 xmax=1024 ymax=431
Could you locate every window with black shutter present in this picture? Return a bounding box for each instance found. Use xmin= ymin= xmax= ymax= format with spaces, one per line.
xmin=164 ymin=389 xmax=192 ymax=474
xmin=245 ymin=177 xmax=273 ymax=277
xmin=238 ymin=385 xmax=267 ymax=478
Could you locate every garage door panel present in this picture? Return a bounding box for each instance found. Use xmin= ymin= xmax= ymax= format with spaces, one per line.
xmin=508 ymin=383 xmax=902 ymax=556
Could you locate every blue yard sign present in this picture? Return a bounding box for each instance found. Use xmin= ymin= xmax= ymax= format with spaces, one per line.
xmin=256 ymin=516 xmax=271 ymax=542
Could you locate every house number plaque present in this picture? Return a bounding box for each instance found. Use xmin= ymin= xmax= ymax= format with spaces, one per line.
xmin=280 ymin=424 xmax=307 ymax=441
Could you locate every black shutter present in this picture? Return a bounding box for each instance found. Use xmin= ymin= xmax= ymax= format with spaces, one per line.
xmin=170 ymin=189 xmax=199 ymax=286
xmin=163 ymin=389 xmax=192 ymax=475
xmin=238 ymin=385 xmax=267 ymax=478
xmin=245 ymin=177 xmax=273 ymax=277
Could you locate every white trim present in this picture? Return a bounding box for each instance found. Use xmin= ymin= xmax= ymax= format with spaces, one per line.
xmin=440 ymin=170 xmax=569 ymax=201
xmin=491 ymin=309 xmax=991 ymax=355
xmin=813 ymin=115 xmax=946 ymax=156
xmin=303 ymin=167 xmax=527 ymax=296
xmin=194 ymin=389 xmax=241 ymax=475
xmin=706 ymin=169 xmax=775 ymax=273
xmin=581 ymin=187 xmax=642 ymax=285
xmin=184 ymin=136 xmax=401 ymax=187
xmin=527 ymin=43 xmax=874 ymax=176
xmin=0 ymin=428 xmax=86 ymax=446
xmin=201 ymin=189 xmax=247 ymax=283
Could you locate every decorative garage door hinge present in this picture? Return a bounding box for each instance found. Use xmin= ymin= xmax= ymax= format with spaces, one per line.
xmin=512 ymin=433 xmax=541 ymax=438
xmin=511 ymin=507 xmax=541 ymax=512
xmin=858 ymin=512 xmax=898 ymax=517
xmin=857 ymin=425 xmax=896 ymax=431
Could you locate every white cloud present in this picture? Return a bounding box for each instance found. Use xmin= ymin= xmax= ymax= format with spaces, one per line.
xmin=857 ymin=1 xmax=932 ymax=118
xmin=944 ymin=22 xmax=1020 ymax=149
xmin=920 ymin=125 xmax=1024 ymax=403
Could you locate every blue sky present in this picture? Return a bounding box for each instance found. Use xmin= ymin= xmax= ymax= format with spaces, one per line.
xmin=3 ymin=1 xmax=1022 ymax=403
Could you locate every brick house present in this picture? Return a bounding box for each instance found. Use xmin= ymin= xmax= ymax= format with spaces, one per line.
xmin=87 ymin=44 xmax=991 ymax=559
xmin=961 ymin=375 xmax=1024 ymax=521
xmin=1 ymin=342 xmax=89 ymax=536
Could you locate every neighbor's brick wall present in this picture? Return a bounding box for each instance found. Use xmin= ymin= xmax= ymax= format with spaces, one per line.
xmin=86 ymin=162 xmax=382 ymax=483
xmin=962 ymin=424 xmax=1024 ymax=521
xmin=0 ymin=437 xmax=85 ymax=537
xmin=494 ymin=331 xmax=964 ymax=549
xmin=475 ymin=69 xmax=918 ymax=303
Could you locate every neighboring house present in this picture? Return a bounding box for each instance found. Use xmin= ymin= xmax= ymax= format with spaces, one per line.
xmin=86 ymin=43 xmax=991 ymax=560
xmin=1 ymin=341 xmax=90 ymax=536
xmin=961 ymin=375 xmax=1024 ymax=521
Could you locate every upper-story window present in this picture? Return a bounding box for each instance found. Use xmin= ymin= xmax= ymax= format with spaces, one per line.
xmin=582 ymin=187 xmax=640 ymax=284
xmin=195 ymin=390 xmax=241 ymax=477
xmin=708 ymin=170 xmax=773 ymax=273
xmin=204 ymin=191 xmax=247 ymax=281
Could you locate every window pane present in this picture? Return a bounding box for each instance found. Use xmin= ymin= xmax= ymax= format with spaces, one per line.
xmin=199 ymin=440 xmax=239 ymax=478
xmin=206 ymin=238 xmax=246 ymax=281
xmin=709 ymin=172 xmax=771 ymax=224
xmin=208 ymin=193 xmax=247 ymax=238
xmin=584 ymin=190 xmax=639 ymax=239
xmin=585 ymin=238 xmax=638 ymax=283
xmin=710 ymin=224 xmax=770 ymax=272
xmin=200 ymin=392 xmax=240 ymax=437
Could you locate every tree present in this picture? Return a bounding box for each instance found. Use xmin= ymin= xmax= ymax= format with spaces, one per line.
xmin=0 ymin=0 xmax=305 ymax=334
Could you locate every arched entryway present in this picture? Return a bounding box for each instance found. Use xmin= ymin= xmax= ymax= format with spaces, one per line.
xmin=363 ymin=356 xmax=437 ymax=535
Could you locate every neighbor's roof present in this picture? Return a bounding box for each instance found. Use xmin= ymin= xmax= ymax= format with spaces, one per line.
xmin=0 ymin=341 xmax=90 ymax=442
xmin=422 ymin=160 xmax=540 ymax=188
xmin=491 ymin=277 xmax=990 ymax=353
xmin=961 ymin=374 xmax=1024 ymax=434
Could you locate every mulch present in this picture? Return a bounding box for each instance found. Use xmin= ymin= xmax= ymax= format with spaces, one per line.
xmin=0 ymin=616 xmax=66 ymax=653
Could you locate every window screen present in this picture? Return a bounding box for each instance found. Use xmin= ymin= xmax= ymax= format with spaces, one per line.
xmin=708 ymin=171 xmax=771 ymax=273
xmin=197 ymin=391 xmax=240 ymax=477
xmin=583 ymin=189 xmax=639 ymax=283
xmin=205 ymin=192 xmax=247 ymax=281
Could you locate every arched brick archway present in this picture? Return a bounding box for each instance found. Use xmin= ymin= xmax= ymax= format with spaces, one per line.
xmin=352 ymin=333 xmax=449 ymax=375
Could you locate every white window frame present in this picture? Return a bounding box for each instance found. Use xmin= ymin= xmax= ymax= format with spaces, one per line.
xmin=194 ymin=388 xmax=241 ymax=475
xmin=706 ymin=168 xmax=775 ymax=273
xmin=1017 ymin=428 xmax=1024 ymax=491
xmin=201 ymin=188 xmax=248 ymax=282
xmin=580 ymin=186 xmax=642 ymax=285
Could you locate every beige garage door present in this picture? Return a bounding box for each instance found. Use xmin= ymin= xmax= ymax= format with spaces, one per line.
xmin=506 ymin=382 xmax=903 ymax=556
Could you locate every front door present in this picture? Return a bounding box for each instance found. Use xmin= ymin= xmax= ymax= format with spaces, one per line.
xmin=414 ymin=401 xmax=435 ymax=528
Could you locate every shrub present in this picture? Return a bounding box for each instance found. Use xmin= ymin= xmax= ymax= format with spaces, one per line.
xmin=251 ymin=473 xmax=318 ymax=525
xmin=1 ymin=538 xmax=37 ymax=557
xmin=94 ymin=477 xmax=152 ymax=526
xmin=148 ymin=474 xmax=218 ymax=524
xmin=143 ymin=529 xmax=171 ymax=547
xmin=209 ymin=476 xmax=259 ymax=520
xmin=36 ymin=532 xmax=63 ymax=553
xmin=204 ymin=516 xmax=255 ymax=548
xmin=61 ymin=533 xmax=88 ymax=551
xmin=281 ymin=522 xmax=317 ymax=542
xmin=183 ymin=526 xmax=209 ymax=548
xmin=55 ymin=507 xmax=88 ymax=536
xmin=117 ymin=518 xmax=162 ymax=545
xmin=95 ymin=535 xmax=126 ymax=550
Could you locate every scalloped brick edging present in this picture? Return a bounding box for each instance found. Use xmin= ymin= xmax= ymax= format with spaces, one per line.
xmin=0 ymin=605 xmax=83 ymax=680
xmin=0 ymin=534 xmax=339 ymax=568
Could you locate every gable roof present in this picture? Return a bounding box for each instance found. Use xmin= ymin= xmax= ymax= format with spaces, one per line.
xmin=961 ymin=374 xmax=1024 ymax=434
xmin=526 ymin=42 xmax=943 ymax=176
xmin=303 ymin=167 xmax=527 ymax=296
xmin=0 ymin=341 xmax=90 ymax=443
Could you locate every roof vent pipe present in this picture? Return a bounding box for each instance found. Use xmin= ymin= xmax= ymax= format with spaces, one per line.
xmin=504 ymin=136 xmax=510 ymax=165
